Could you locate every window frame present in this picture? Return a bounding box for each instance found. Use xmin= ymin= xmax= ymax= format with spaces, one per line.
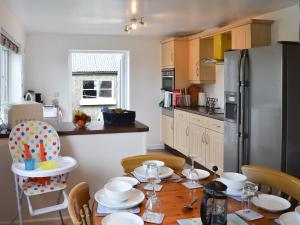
xmin=80 ymin=79 xmax=116 ymax=106
xmin=0 ymin=46 xmax=9 ymax=119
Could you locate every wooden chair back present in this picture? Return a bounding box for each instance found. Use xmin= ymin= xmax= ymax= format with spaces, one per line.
xmin=68 ymin=182 xmax=93 ymax=225
xmin=241 ymin=165 xmax=300 ymax=204
xmin=121 ymin=154 xmax=186 ymax=173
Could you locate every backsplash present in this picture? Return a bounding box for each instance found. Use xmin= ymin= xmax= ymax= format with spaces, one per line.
xmin=202 ymin=64 xmax=224 ymax=109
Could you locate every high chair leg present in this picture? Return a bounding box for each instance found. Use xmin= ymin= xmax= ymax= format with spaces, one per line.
xmin=14 ymin=175 xmax=23 ymax=225
xmin=57 ymin=190 xmax=65 ymax=225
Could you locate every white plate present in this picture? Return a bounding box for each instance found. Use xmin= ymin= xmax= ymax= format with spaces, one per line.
xmin=95 ymin=188 xmax=145 ymax=209
xmin=102 ymin=212 xmax=144 ymax=225
xmin=108 ymin=177 xmax=139 ymax=186
xmin=133 ymin=166 xmax=173 ymax=179
xmin=252 ymin=194 xmax=291 ymax=212
xmin=226 ymin=188 xmax=243 ymax=196
xmin=279 ymin=212 xmax=300 ymax=225
xmin=182 ymin=169 xmax=210 ymax=180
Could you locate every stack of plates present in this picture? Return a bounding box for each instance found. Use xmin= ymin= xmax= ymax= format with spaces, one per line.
xmin=251 ymin=194 xmax=291 ymax=212
xmin=102 ymin=212 xmax=144 ymax=225
xmin=133 ymin=166 xmax=174 ymax=180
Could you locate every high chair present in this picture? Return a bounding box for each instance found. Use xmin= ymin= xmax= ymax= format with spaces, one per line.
xmin=8 ymin=121 xmax=78 ymax=225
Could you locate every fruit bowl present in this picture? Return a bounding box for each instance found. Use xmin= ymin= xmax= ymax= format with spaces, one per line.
xmin=72 ymin=110 xmax=91 ymax=129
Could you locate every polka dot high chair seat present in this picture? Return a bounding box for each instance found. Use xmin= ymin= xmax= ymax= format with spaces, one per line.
xmin=9 ymin=121 xmax=77 ymax=223
xmin=9 ymin=121 xmax=77 ymax=196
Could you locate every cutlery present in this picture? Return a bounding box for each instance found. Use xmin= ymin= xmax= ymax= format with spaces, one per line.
xmin=182 ymin=198 xmax=198 ymax=211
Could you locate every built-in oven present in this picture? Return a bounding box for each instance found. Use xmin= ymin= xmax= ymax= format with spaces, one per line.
xmin=161 ymin=68 xmax=175 ymax=91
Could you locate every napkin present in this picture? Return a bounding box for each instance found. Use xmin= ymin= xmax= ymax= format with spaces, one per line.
xmin=182 ymin=182 xmax=203 ymax=189
xmin=142 ymin=212 xmax=165 ymax=224
xmin=235 ymin=209 xmax=263 ymax=221
xmin=96 ymin=204 xmax=140 ymax=216
xmin=131 ymin=172 xmax=148 ymax=183
xmin=144 ymin=183 xmax=163 ymax=191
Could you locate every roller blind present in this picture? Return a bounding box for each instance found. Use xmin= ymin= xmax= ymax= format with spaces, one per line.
xmin=0 ymin=34 xmax=19 ymax=54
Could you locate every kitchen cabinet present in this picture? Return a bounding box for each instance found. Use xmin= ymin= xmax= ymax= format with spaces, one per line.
xmin=173 ymin=109 xmax=224 ymax=174
xmin=161 ymin=41 xmax=174 ymax=68
xmin=189 ymin=122 xmax=206 ymax=166
xmin=162 ymin=115 xmax=174 ymax=148
xmin=205 ymin=129 xmax=224 ymax=174
xmin=161 ymin=38 xmax=189 ymax=89
xmin=188 ymin=38 xmax=200 ymax=83
xmin=188 ymin=37 xmax=216 ymax=84
xmin=231 ymin=21 xmax=272 ymax=50
xmin=174 ymin=110 xmax=189 ymax=155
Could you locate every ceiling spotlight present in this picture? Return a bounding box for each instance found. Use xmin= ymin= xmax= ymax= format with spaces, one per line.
xmin=130 ymin=18 xmax=138 ymax=30
xmin=124 ymin=17 xmax=145 ymax=33
xmin=139 ymin=17 xmax=145 ymax=26
xmin=124 ymin=25 xmax=132 ymax=33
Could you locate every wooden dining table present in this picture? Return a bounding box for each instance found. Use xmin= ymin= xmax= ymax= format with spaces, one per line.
xmin=93 ymin=176 xmax=283 ymax=225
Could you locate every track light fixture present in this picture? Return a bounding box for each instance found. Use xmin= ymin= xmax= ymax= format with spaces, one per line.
xmin=124 ymin=17 xmax=145 ymax=33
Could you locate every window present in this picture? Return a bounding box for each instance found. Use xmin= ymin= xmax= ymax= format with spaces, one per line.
xmin=80 ymin=79 xmax=116 ymax=105
xmin=0 ymin=46 xmax=9 ymax=119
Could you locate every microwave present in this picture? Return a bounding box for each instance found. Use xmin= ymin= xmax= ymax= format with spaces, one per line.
xmin=161 ymin=68 xmax=175 ymax=91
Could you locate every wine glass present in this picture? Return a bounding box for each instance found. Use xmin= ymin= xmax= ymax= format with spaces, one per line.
xmin=145 ymin=162 xmax=161 ymax=198
xmin=187 ymin=155 xmax=200 ymax=186
xmin=241 ymin=181 xmax=258 ymax=212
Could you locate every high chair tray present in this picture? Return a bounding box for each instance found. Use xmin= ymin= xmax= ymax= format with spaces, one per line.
xmin=11 ymin=156 xmax=78 ymax=177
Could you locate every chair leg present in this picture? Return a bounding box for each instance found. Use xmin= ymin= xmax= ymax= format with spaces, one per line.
xmin=57 ymin=190 xmax=65 ymax=225
xmin=14 ymin=175 xmax=23 ymax=225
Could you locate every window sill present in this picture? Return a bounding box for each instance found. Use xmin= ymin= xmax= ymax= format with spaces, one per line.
xmin=80 ymin=98 xmax=117 ymax=106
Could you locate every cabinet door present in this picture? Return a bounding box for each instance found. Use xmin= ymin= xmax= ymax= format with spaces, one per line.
xmin=205 ymin=129 xmax=224 ymax=175
xmin=231 ymin=24 xmax=251 ymax=50
xmin=161 ymin=41 xmax=174 ymax=68
xmin=174 ymin=110 xmax=189 ymax=155
xmin=162 ymin=115 xmax=174 ymax=148
xmin=188 ymin=38 xmax=200 ymax=83
xmin=189 ymin=123 xmax=206 ymax=166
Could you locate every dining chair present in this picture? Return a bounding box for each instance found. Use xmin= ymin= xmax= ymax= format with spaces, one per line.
xmin=68 ymin=182 xmax=93 ymax=225
xmin=241 ymin=165 xmax=300 ymax=205
xmin=121 ymin=154 xmax=186 ymax=173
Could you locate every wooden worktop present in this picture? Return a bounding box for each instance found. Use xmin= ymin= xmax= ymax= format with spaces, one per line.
xmin=0 ymin=120 xmax=149 ymax=138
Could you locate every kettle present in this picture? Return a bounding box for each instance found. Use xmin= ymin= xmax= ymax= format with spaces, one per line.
xmin=200 ymin=180 xmax=228 ymax=225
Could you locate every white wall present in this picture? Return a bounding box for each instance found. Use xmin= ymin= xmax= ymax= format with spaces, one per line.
xmin=24 ymin=34 xmax=163 ymax=149
xmin=256 ymin=4 xmax=299 ymax=44
xmin=203 ymin=4 xmax=299 ymax=108
xmin=0 ymin=0 xmax=25 ymax=49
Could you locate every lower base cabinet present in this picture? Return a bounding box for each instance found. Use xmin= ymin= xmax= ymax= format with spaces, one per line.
xmin=173 ymin=109 xmax=224 ymax=174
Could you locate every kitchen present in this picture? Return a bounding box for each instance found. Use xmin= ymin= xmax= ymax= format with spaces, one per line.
xmin=0 ymin=1 xmax=300 ymax=225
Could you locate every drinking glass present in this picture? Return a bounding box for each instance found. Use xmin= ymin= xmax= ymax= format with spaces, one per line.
xmin=187 ymin=155 xmax=200 ymax=185
xmin=145 ymin=162 xmax=161 ymax=198
xmin=145 ymin=195 xmax=162 ymax=222
xmin=241 ymin=181 xmax=258 ymax=212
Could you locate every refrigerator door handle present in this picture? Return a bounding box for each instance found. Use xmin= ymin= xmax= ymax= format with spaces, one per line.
xmin=237 ymin=50 xmax=248 ymax=171
xmin=239 ymin=49 xmax=249 ymax=168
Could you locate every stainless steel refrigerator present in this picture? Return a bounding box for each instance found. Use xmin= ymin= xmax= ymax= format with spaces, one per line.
xmin=224 ymin=42 xmax=300 ymax=178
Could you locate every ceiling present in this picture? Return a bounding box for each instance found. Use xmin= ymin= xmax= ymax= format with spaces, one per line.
xmin=7 ymin=0 xmax=298 ymax=36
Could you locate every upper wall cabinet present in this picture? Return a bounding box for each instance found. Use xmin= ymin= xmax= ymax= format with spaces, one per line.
xmin=188 ymin=38 xmax=216 ymax=84
xmin=161 ymin=41 xmax=175 ymax=68
xmin=188 ymin=38 xmax=200 ymax=83
xmin=161 ymin=38 xmax=190 ymax=88
xmin=231 ymin=20 xmax=273 ymax=50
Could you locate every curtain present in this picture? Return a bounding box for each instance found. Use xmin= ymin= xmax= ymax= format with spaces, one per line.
xmin=0 ymin=34 xmax=19 ymax=54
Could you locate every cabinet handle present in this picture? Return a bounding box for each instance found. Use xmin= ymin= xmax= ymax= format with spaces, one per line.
xmin=206 ymin=133 xmax=209 ymax=144
xmin=186 ymin=127 xmax=189 ymax=136
xmin=201 ymin=133 xmax=205 ymax=143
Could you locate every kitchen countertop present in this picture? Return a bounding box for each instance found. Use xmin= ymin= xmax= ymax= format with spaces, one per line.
xmin=175 ymin=106 xmax=224 ymax=121
xmin=0 ymin=120 xmax=149 ymax=138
